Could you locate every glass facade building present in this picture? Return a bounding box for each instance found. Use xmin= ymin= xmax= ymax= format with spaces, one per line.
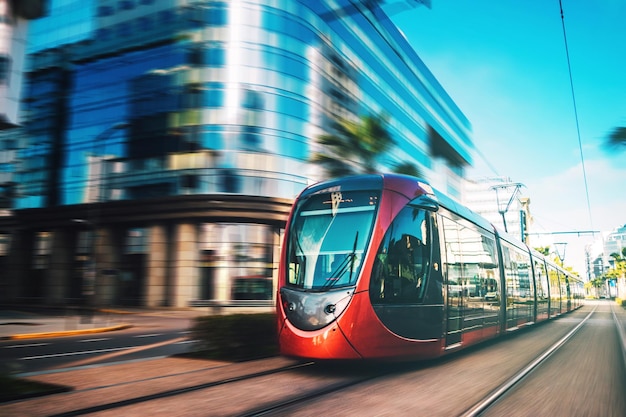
xmin=0 ymin=0 xmax=474 ymax=309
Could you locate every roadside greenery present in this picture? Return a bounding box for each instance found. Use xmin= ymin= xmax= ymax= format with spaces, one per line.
xmin=606 ymin=126 xmax=626 ymax=150
xmin=189 ymin=313 xmax=278 ymax=361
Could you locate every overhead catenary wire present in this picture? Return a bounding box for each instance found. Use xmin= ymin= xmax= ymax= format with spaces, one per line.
xmin=558 ymin=0 xmax=595 ymax=233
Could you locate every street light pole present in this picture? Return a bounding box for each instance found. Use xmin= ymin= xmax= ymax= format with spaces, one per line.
xmin=554 ymin=242 xmax=567 ymax=267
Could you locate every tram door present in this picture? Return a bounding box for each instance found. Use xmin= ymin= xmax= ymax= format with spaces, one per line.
xmin=441 ymin=215 xmax=464 ymax=347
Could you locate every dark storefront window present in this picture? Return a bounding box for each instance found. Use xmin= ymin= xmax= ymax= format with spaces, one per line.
xmin=120 ymin=228 xmax=148 ymax=306
xmin=199 ymin=223 xmax=275 ymax=302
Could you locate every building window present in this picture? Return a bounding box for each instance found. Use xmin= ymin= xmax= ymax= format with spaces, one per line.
xmin=203 ymin=86 xmax=224 ymax=107
xmin=33 ymin=231 xmax=52 ymax=269
xmin=119 ymin=0 xmax=135 ymax=10
xmin=96 ymin=28 xmax=112 ymax=41
xmin=207 ymin=3 xmax=227 ymax=26
xmin=199 ymin=223 xmax=275 ymax=301
xmin=188 ymin=46 xmax=203 ymax=65
xmin=0 ymin=233 xmax=10 ymax=256
xmin=205 ymin=46 xmax=225 ymax=67
xmin=97 ymin=6 xmax=115 ymax=17
xmin=118 ymin=22 xmax=132 ymax=37
xmin=125 ymin=228 xmax=149 ymax=254
xmin=0 ymin=55 xmax=11 ymax=86
xmin=159 ymin=9 xmax=175 ymax=24
xmin=138 ymin=16 xmax=152 ymax=31
xmin=220 ymin=169 xmax=240 ymax=193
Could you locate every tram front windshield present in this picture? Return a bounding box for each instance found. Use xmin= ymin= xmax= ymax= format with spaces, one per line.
xmin=287 ymin=190 xmax=379 ymax=290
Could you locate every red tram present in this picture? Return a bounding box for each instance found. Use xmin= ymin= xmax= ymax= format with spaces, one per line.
xmin=276 ymin=174 xmax=583 ymax=360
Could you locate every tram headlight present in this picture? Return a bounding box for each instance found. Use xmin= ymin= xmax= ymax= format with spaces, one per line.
xmin=280 ymin=287 xmax=355 ymax=331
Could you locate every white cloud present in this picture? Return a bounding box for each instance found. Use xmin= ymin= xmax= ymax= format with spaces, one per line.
xmin=524 ymin=157 xmax=626 ymax=277
xmin=528 ymin=158 xmax=625 ymax=232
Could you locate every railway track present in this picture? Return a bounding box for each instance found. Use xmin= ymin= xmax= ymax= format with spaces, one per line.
xmin=461 ymin=303 xmax=626 ymax=417
xmin=45 ymin=360 xmax=317 ymax=417
xmin=460 ymin=306 xmax=597 ymax=417
xmin=41 ymin=359 xmax=405 ymax=417
xmin=5 ymin=302 xmax=624 ymax=416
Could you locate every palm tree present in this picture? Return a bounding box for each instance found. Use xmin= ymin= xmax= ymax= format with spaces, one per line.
xmin=311 ymin=113 xmax=423 ymax=179
xmin=607 ymin=248 xmax=626 ymax=300
xmin=606 ymin=126 xmax=626 ymax=149
xmin=392 ymin=161 xmax=423 ymax=178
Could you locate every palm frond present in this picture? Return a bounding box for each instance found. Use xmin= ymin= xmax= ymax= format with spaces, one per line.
xmin=392 ymin=161 xmax=423 ymax=178
xmin=607 ymin=126 xmax=626 ymax=148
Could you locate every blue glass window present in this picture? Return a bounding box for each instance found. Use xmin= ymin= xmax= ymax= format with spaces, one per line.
xmin=159 ymin=9 xmax=175 ymax=24
xmin=96 ymin=28 xmax=111 ymax=41
xmin=203 ymin=84 xmax=224 ymax=107
xmin=242 ymin=90 xmax=263 ymax=110
xmin=118 ymin=22 xmax=132 ymax=37
xmin=138 ymin=16 xmax=152 ymax=31
xmin=205 ymin=46 xmax=225 ymax=67
xmin=97 ymin=6 xmax=114 ymax=17
xmin=0 ymin=55 xmax=11 ymax=85
xmin=206 ymin=3 xmax=227 ymax=26
xmin=119 ymin=0 xmax=135 ymax=10
xmin=202 ymin=131 xmax=223 ymax=149
xmin=139 ymin=0 xmax=155 ymax=4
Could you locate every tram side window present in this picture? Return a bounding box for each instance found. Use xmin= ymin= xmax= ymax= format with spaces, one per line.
xmin=533 ymin=256 xmax=550 ymax=316
xmin=440 ymin=215 xmax=499 ymax=303
xmin=547 ymin=264 xmax=561 ymax=314
xmin=502 ymin=243 xmax=533 ymax=301
xmin=370 ymin=206 xmax=431 ymax=304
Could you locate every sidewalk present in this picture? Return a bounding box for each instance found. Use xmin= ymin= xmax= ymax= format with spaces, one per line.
xmin=0 ymin=308 xmax=135 ymax=340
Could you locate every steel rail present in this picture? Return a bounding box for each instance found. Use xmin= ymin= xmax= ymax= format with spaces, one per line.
xmin=611 ymin=304 xmax=626 ymax=369
xmin=47 ymin=361 xmax=315 ymax=417
xmin=460 ymin=306 xmax=597 ymax=417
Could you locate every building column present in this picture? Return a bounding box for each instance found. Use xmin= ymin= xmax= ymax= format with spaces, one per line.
xmin=4 ymin=229 xmax=32 ymax=302
xmin=146 ymin=224 xmax=167 ymax=307
xmin=47 ymin=228 xmax=73 ymax=304
xmin=172 ymin=222 xmax=198 ymax=308
xmin=94 ymin=226 xmax=120 ymax=306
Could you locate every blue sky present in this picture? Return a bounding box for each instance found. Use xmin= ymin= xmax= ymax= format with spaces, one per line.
xmin=390 ymin=0 xmax=626 ymax=274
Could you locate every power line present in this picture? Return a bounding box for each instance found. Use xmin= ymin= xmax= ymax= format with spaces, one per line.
xmin=558 ymin=0 xmax=595 ymax=231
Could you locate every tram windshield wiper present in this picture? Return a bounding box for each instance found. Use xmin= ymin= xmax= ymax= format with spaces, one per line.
xmin=322 ymin=232 xmax=359 ymax=290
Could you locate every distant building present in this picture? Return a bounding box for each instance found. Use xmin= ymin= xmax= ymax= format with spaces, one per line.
xmin=0 ymin=1 xmax=47 ymax=211
xmin=0 ymin=0 xmax=48 ymax=128
xmin=605 ymin=224 xmax=626 ymax=260
xmin=463 ymin=177 xmax=527 ymax=242
xmin=0 ymin=0 xmax=475 ymax=309
xmin=585 ymin=224 xmax=626 ymax=297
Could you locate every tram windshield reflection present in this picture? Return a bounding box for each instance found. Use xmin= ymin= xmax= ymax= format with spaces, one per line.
xmin=286 ymin=190 xmax=379 ymax=290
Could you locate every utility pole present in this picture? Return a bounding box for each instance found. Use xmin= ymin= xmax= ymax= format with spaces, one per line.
xmin=490 ymin=182 xmax=523 ymax=233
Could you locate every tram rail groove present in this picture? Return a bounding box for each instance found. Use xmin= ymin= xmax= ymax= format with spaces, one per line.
xmin=236 ymin=374 xmax=385 ymax=417
xmin=611 ymin=303 xmax=626 ymax=369
xmin=459 ymin=307 xmax=597 ymax=417
xmin=45 ymin=361 xmax=315 ymax=417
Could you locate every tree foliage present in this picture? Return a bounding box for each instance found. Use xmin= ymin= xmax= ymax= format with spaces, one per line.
xmin=606 ymin=126 xmax=626 ymax=149
xmin=311 ymin=113 xmax=423 ymax=179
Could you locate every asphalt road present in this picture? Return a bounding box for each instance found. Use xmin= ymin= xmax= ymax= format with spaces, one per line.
xmin=0 ymin=315 xmax=194 ymax=375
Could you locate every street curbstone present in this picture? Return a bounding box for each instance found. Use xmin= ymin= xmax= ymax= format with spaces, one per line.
xmin=8 ymin=324 xmax=134 ymax=340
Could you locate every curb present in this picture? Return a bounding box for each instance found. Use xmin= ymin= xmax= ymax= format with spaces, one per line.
xmin=6 ymin=324 xmax=134 ymax=340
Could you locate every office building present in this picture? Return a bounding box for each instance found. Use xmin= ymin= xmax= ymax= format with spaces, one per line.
xmin=0 ymin=0 xmax=474 ymax=309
